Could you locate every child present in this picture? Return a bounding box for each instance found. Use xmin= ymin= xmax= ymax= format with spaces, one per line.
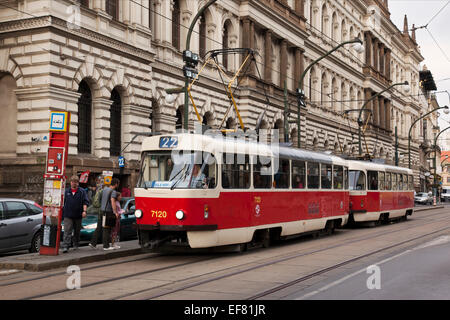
xmin=111 ymin=192 xmax=124 ymax=249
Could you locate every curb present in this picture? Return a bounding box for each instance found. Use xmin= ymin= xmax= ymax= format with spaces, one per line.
xmin=414 ymin=205 xmax=444 ymax=212
xmin=0 ymin=247 xmax=143 ymax=272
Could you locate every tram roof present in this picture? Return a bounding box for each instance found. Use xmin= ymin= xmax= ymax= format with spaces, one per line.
xmin=347 ymin=160 xmax=413 ymax=174
xmin=141 ymin=133 xmax=346 ymax=165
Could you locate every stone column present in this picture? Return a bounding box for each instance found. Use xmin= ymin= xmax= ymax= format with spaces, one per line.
xmin=280 ymin=39 xmax=288 ymax=87
xmin=379 ymin=96 xmax=385 ymax=129
xmin=379 ymin=42 xmax=384 ymax=76
xmin=385 ymin=99 xmax=391 ymax=131
xmin=92 ymin=97 xmax=114 ymax=159
xmin=295 ymin=47 xmax=304 ymax=88
xmin=372 ymin=94 xmax=379 ymax=127
xmin=295 ymin=0 xmax=304 ymax=16
xmin=373 ymin=38 xmax=378 ymax=70
xmin=264 ymin=29 xmax=272 ymax=83
xmin=364 ymin=88 xmax=372 ymax=123
xmin=365 ymin=32 xmax=372 ymax=67
xmin=123 ymin=0 xmax=130 ymax=24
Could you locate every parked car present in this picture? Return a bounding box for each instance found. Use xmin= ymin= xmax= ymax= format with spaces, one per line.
xmin=0 ymin=198 xmax=43 ymax=254
xmin=62 ymin=197 xmax=137 ymax=243
xmin=414 ymin=192 xmax=433 ymax=205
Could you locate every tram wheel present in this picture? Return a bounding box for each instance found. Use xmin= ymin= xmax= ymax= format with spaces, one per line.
xmin=239 ymin=243 xmax=248 ymax=253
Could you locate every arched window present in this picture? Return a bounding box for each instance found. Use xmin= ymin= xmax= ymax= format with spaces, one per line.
xmin=172 ymin=0 xmax=180 ymax=50
xmin=77 ymin=80 xmax=92 ymax=154
xmin=110 ymin=88 xmax=122 ymax=156
xmin=106 ymin=0 xmax=118 ymax=20
xmin=223 ymin=20 xmax=232 ymax=69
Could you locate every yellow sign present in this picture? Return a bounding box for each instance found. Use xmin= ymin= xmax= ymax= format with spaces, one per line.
xmin=49 ymin=111 xmax=69 ymax=132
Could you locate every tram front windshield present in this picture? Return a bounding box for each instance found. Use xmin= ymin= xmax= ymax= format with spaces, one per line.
xmin=139 ymin=151 xmax=216 ymax=189
xmin=349 ymin=170 xmax=366 ymax=191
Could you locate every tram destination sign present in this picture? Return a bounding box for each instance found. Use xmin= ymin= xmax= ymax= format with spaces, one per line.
xmin=159 ymin=136 xmax=178 ymax=148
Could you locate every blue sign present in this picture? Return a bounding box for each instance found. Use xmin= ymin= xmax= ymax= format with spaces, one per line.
xmin=118 ymin=156 xmax=125 ymax=168
xmin=159 ymin=136 xmax=178 ymax=148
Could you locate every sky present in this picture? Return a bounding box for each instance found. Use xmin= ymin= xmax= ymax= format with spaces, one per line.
xmin=389 ymin=0 xmax=450 ymax=148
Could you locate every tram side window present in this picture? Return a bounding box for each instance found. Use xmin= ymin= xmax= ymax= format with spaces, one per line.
xmin=274 ymin=158 xmax=290 ymax=189
xmin=409 ymin=175 xmax=414 ymax=190
xmin=333 ymin=165 xmax=343 ymax=189
xmin=349 ymin=170 xmax=366 ymax=190
xmin=344 ymin=167 xmax=349 ymax=190
xmin=292 ymin=160 xmax=306 ymax=189
xmin=385 ymin=173 xmax=392 ymax=190
xmin=321 ymin=164 xmax=332 ymax=189
xmin=378 ymin=172 xmax=385 ymax=191
xmin=222 ymin=154 xmax=250 ymax=189
xmin=307 ymin=162 xmax=320 ymax=189
xmin=368 ymin=171 xmax=378 ymax=190
xmin=253 ymin=156 xmax=272 ymax=189
xmin=392 ymin=174 xmax=397 ymax=190
xmin=398 ymin=174 xmax=403 ymax=190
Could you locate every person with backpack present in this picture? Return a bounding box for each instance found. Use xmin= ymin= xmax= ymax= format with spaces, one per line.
xmin=101 ymin=178 xmax=120 ymax=250
xmin=88 ymin=182 xmax=104 ymax=249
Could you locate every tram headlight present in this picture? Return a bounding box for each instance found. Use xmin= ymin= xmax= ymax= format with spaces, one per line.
xmin=176 ymin=210 xmax=185 ymax=220
xmin=135 ymin=209 xmax=143 ymax=219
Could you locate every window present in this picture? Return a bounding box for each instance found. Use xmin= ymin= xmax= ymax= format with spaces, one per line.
xmin=392 ymin=173 xmax=397 ymax=190
xmin=333 ymin=165 xmax=343 ymax=189
xmin=344 ymin=167 xmax=349 ymax=190
xmin=76 ymin=0 xmax=89 ymax=7
xmin=77 ymin=80 xmax=92 ymax=154
xmin=110 ymin=88 xmax=122 ymax=156
xmin=321 ymin=164 xmax=332 ymax=189
xmin=222 ymin=154 xmax=250 ymax=189
xmin=199 ymin=13 xmax=206 ymax=58
xmin=253 ymin=156 xmax=272 ymax=189
xmin=139 ymin=151 xmax=216 ymax=189
xmin=292 ymin=160 xmax=306 ymax=189
xmin=106 ymin=0 xmax=118 ymax=20
xmin=172 ymin=0 xmax=180 ymax=50
xmin=274 ymin=159 xmax=290 ymax=189
xmin=409 ymin=175 xmax=414 ymax=190
xmin=349 ymin=170 xmax=366 ymax=190
xmin=0 ymin=203 xmax=4 ymax=220
xmin=307 ymin=162 xmax=320 ymax=189
xmin=28 ymin=204 xmax=42 ymax=215
xmin=378 ymin=172 xmax=385 ymax=191
xmin=398 ymin=174 xmax=403 ymax=190
xmin=385 ymin=172 xmax=392 ymax=190
xmin=368 ymin=171 xmax=378 ymax=190
xmin=4 ymin=201 xmax=29 ymax=220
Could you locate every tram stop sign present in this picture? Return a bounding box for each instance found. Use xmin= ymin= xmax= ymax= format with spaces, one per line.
xmin=118 ymin=156 xmax=125 ymax=168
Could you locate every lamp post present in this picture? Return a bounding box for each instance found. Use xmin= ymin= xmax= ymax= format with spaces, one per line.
xmin=408 ymin=105 xmax=449 ymax=169
xmin=433 ymin=125 xmax=450 ymax=204
xmin=295 ymin=38 xmax=364 ymax=148
xmin=357 ymin=81 xmax=410 ymax=156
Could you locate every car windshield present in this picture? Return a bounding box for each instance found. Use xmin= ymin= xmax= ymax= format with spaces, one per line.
xmin=138 ymin=151 xmax=216 ymax=189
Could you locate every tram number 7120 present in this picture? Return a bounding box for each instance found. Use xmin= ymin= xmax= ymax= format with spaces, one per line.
xmin=151 ymin=210 xmax=167 ymax=219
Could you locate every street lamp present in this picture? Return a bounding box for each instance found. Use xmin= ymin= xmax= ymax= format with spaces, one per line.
xmin=293 ymin=38 xmax=364 ymax=148
xmin=408 ymin=105 xmax=449 ymax=169
xmin=357 ymin=81 xmax=410 ymax=156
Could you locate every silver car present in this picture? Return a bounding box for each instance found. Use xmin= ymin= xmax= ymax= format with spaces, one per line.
xmin=0 ymin=198 xmax=43 ymax=253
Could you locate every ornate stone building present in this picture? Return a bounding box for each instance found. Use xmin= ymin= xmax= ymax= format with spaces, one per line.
xmin=0 ymin=0 xmax=440 ymax=200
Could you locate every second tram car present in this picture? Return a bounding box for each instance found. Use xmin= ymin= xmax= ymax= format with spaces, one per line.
xmin=347 ymin=160 xmax=414 ymax=224
xmin=134 ymin=133 xmax=350 ymax=250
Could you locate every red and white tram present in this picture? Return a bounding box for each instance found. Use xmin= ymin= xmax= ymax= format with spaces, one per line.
xmin=134 ymin=133 xmax=350 ymax=250
xmin=347 ymin=160 xmax=414 ymax=225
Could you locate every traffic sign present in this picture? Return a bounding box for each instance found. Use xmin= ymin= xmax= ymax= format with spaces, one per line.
xmin=118 ymin=156 xmax=125 ymax=168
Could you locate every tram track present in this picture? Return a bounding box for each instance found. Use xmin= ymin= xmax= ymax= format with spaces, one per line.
xmin=111 ymin=210 xmax=450 ymax=300
xmin=5 ymin=207 xmax=447 ymax=300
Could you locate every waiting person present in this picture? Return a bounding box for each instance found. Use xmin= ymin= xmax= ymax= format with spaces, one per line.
xmin=101 ymin=178 xmax=120 ymax=251
xmin=88 ymin=184 xmax=104 ymax=249
xmin=111 ymin=192 xmax=125 ymax=249
xmin=121 ymin=184 xmax=131 ymax=197
xmin=62 ymin=175 xmax=89 ymax=253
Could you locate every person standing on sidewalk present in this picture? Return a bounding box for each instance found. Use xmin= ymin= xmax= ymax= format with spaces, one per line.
xmin=88 ymin=184 xmax=104 ymax=249
xmin=62 ymin=175 xmax=89 ymax=253
xmin=111 ymin=192 xmax=125 ymax=249
xmin=101 ymin=178 xmax=120 ymax=250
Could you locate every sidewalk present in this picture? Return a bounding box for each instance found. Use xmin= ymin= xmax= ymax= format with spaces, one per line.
xmin=0 ymin=240 xmax=142 ymax=272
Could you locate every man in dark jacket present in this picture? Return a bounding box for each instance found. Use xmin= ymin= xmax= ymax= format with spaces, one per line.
xmin=62 ymin=175 xmax=89 ymax=253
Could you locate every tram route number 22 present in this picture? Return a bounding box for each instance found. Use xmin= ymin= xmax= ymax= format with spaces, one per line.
xmin=151 ymin=210 xmax=167 ymax=218
xmin=159 ymin=136 xmax=178 ymax=148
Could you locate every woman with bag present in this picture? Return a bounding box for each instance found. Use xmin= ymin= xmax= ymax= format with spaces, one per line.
xmin=111 ymin=192 xmax=124 ymax=249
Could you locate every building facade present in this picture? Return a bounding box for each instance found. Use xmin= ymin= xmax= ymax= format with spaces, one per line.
xmin=0 ymin=0 xmax=441 ymax=201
